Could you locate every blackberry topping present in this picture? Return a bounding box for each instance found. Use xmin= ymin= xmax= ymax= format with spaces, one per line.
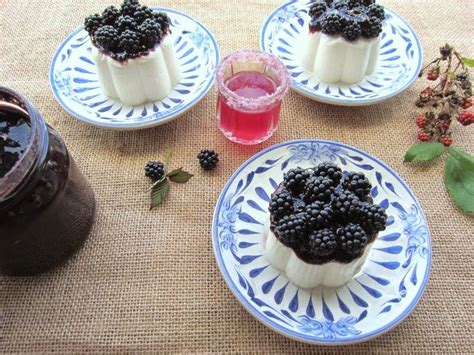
xmin=144 ymin=161 xmax=165 ymax=181
xmin=341 ymin=172 xmax=372 ymax=198
xmin=309 ymin=2 xmax=327 ymax=18
xmin=342 ymin=20 xmax=361 ymax=41
xmin=334 ymin=1 xmax=349 ymax=10
xmin=275 ymin=214 xmax=307 ymax=247
xmin=309 ymin=18 xmax=323 ymax=32
xmin=314 ymin=162 xmax=342 ymax=184
xmin=304 ymin=176 xmax=335 ymax=203
xmin=283 ymin=167 xmax=311 ymax=194
xmin=119 ymin=29 xmax=142 ymax=54
xmin=116 ymin=15 xmax=137 ymax=31
xmin=308 ymin=228 xmax=337 ymax=256
xmin=121 ymin=0 xmax=140 ymax=16
xmin=102 ymin=6 xmax=120 ymax=25
xmin=358 ymin=202 xmax=387 ymax=235
xmin=305 ymin=201 xmax=334 ymax=229
xmin=347 ymin=0 xmax=363 ymax=9
xmin=138 ymin=18 xmax=161 ymax=48
xmin=269 ymin=189 xmax=294 ymax=221
xmin=84 ymin=14 xmax=102 ymax=35
xmin=94 ymin=25 xmax=119 ymax=51
xmin=336 ymin=223 xmax=368 ymax=255
xmin=154 ymin=12 xmax=171 ymax=33
xmin=134 ymin=6 xmax=154 ymax=23
xmin=197 ymin=149 xmax=219 ymax=171
xmin=321 ymin=13 xmax=343 ymax=35
xmin=331 ymin=190 xmax=362 ymax=219
xmin=367 ymin=3 xmax=385 ymax=20
xmin=361 ymin=17 xmax=382 ymax=38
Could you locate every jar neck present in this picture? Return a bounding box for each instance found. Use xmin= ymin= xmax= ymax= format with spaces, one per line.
xmin=0 ymin=87 xmax=49 ymax=205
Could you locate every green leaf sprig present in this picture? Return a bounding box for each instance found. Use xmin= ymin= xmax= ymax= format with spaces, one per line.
xmin=404 ymin=143 xmax=474 ymax=213
xmin=149 ymin=148 xmax=193 ymax=210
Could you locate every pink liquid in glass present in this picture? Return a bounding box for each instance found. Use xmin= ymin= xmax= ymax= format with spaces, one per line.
xmin=217 ymin=71 xmax=282 ymax=145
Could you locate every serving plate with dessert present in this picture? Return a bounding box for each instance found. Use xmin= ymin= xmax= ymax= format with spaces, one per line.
xmin=50 ymin=0 xmax=219 ymax=129
xmin=212 ymin=139 xmax=431 ymax=344
xmin=260 ymin=0 xmax=422 ymax=106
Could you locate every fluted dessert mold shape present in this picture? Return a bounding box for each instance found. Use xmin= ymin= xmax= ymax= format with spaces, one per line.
xmin=49 ymin=7 xmax=219 ymax=129
xmin=303 ymin=33 xmax=381 ymax=84
xmin=260 ymin=2 xmax=422 ymax=105
xmin=263 ymin=220 xmax=373 ymax=289
xmin=92 ymin=36 xmax=181 ymax=106
xmin=212 ymin=139 xmax=431 ymax=344
xmin=216 ymin=49 xmax=291 ymax=112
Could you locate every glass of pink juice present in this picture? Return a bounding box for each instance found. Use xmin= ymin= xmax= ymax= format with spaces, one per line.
xmin=216 ymin=50 xmax=291 ymax=145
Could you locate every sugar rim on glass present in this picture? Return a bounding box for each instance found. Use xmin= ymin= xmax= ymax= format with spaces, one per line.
xmin=216 ymin=49 xmax=291 ymax=111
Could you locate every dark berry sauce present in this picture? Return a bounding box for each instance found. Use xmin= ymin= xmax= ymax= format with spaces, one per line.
xmin=0 ymin=89 xmax=96 ymax=276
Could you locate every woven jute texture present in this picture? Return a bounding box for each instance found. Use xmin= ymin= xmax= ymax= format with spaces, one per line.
xmin=1 ymin=0 xmax=473 ymax=353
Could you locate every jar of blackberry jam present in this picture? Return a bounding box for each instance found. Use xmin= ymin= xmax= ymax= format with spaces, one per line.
xmin=0 ymin=87 xmax=96 ymax=276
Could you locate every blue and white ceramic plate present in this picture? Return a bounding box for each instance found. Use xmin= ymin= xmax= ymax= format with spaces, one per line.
xmin=212 ymin=140 xmax=431 ymax=344
xmin=260 ymin=1 xmax=422 ymax=106
xmin=50 ymin=8 xmax=219 ymax=130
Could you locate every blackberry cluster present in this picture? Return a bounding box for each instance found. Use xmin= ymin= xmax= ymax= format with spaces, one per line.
xmin=145 ymin=161 xmax=165 ymax=181
xmin=308 ymin=0 xmax=385 ymax=40
xmin=197 ymin=149 xmax=219 ymax=171
xmin=268 ymin=162 xmax=387 ymax=263
xmin=84 ymin=0 xmax=171 ymax=60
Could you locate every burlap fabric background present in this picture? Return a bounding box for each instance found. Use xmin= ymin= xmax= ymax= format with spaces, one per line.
xmin=1 ymin=0 xmax=473 ymax=353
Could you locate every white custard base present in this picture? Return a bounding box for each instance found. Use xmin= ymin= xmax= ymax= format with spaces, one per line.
xmin=302 ymin=32 xmax=381 ymax=84
xmin=263 ymin=219 xmax=373 ymax=289
xmin=92 ymin=36 xmax=181 ymax=106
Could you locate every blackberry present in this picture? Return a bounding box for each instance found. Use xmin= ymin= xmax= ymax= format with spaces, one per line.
xmin=121 ymin=0 xmax=140 ymax=16
xmin=305 ymin=201 xmax=334 ymax=229
xmin=134 ymin=5 xmax=154 ymax=23
xmin=367 ymin=3 xmax=385 ymax=20
xmin=314 ymin=162 xmax=342 ymax=184
xmin=309 ymin=2 xmax=327 ymax=18
xmin=331 ymin=190 xmax=362 ymax=219
xmin=334 ymin=1 xmax=349 ymax=10
xmin=197 ymin=149 xmax=219 ymax=171
xmin=84 ymin=14 xmax=102 ymax=35
xmin=336 ymin=223 xmax=368 ymax=255
xmin=457 ymin=74 xmax=468 ymax=81
xmin=304 ymin=176 xmax=335 ymax=203
xmin=308 ymin=228 xmax=337 ymax=256
xmin=341 ymin=171 xmax=371 ymax=198
xmin=269 ymin=189 xmax=294 ymax=221
xmin=116 ymin=15 xmax=137 ymax=32
xmin=439 ymin=44 xmax=452 ymax=60
xmin=94 ymin=25 xmax=119 ymax=51
xmin=321 ymin=13 xmax=343 ymax=35
xmin=342 ymin=20 xmax=361 ymax=41
xmin=102 ymin=6 xmax=120 ymax=25
xmin=145 ymin=161 xmax=165 ymax=181
xmin=154 ymin=12 xmax=171 ymax=33
xmin=358 ymin=202 xmax=387 ymax=235
xmin=119 ymin=30 xmax=142 ymax=54
xmin=347 ymin=0 xmax=363 ymax=9
xmin=138 ymin=18 xmax=161 ymax=48
xmin=361 ymin=0 xmax=375 ymax=5
xmin=361 ymin=17 xmax=382 ymax=38
xmin=275 ymin=214 xmax=307 ymax=247
xmin=283 ymin=167 xmax=311 ymax=194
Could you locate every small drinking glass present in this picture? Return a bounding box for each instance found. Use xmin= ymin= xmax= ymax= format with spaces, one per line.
xmin=216 ymin=50 xmax=291 ymax=145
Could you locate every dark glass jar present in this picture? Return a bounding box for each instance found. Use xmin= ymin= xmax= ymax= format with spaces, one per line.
xmin=0 ymin=87 xmax=96 ymax=276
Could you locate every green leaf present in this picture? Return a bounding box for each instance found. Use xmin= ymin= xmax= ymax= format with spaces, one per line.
xmin=404 ymin=143 xmax=446 ymax=162
xmin=462 ymin=57 xmax=474 ymax=68
xmin=444 ymin=149 xmax=474 ymax=213
xmin=168 ymin=169 xmax=193 ymax=183
xmin=150 ymin=178 xmax=170 ymax=210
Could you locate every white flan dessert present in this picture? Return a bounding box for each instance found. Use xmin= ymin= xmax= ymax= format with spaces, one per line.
xmin=302 ymin=0 xmax=386 ymax=84
xmin=84 ymin=0 xmax=180 ymax=106
xmin=264 ymin=163 xmax=387 ymax=289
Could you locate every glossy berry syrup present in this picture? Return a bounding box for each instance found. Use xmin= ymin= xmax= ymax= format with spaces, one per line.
xmin=217 ymin=71 xmax=282 ymax=145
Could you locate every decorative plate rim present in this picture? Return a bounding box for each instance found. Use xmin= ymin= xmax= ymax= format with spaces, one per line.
xmin=212 ymin=139 xmax=432 ymax=345
xmin=49 ymin=7 xmax=220 ymax=130
xmin=259 ymin=1 xmax=423 ymax=106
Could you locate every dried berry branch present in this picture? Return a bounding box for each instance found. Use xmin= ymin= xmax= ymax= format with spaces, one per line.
xmin=415 ymin=44 xmax=473 ymax=147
